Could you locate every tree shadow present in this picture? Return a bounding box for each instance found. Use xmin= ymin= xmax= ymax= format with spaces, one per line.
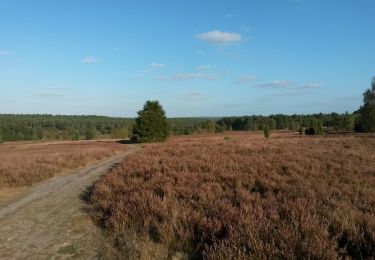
xmin=79 ymin=161 xmax=122 ymax=214
xmin=115 ymin=139 xmax=133 ymax=144
xmin=80 ymin=185 xmax=94 ymax=214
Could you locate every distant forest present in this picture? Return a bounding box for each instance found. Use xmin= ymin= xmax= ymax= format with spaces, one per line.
xmin=0 ymin=112 xmax=356 ymax=142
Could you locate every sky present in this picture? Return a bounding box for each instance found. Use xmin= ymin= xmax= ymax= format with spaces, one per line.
xmin=0 ymin=0 xmax=374 ymax=117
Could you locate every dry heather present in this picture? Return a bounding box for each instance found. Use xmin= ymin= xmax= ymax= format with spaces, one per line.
xmin=90 ymin=132 xmax=375 ymax=259
xmin=0 ymin=141 xmax=125 ymax=188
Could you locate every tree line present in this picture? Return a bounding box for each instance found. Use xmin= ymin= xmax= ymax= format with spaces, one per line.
xmin=1 ymin=77 xmax=374 ymax=143
xmin=216 ymin=113 xmax=355 ymax=133
xmin=0 ymin=114 xmax=133 ymax=142
xmin=0 ymin=112 xmax=363 ymax=143
xmin=0 ymin=114 xmax=211 ymax=142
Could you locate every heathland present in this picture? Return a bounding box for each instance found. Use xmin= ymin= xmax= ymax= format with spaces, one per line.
xmin=0 ymin=140 xmax=125 ymax=189
xmin=90 ymin=131 xmax=375 ymax=259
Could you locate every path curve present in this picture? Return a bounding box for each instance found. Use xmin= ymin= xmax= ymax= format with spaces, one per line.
xmin=0 ymin=147 xmax=136 ymax=259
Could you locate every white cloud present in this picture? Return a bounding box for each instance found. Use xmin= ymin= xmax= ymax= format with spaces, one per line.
xmin=197 ymin=30 xmax=242 ymax=44
xmin=237 ymin=75 xmax=257 ymax=84
xmin=81 ymin=56 xmax=98 ymax=64
xmin=195 ymin=65 xmax=211 ymax=71
xmin=0 ymin=50 xmax=11 ymax=56
xmin=149 ymin=62 xmax=165 ymax=68
xmin=155 ymin=73 xmax=219 ymax=81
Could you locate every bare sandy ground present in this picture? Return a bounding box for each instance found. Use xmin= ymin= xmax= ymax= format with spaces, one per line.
xmin=0 ymin=147 xmax=137 ymax=259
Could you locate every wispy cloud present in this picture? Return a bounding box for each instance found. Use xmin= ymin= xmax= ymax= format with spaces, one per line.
xmin=183 ymin=91 xmax=204 ymax=101
xmin=37 ymin=92 xmax=65 ymax=97
xmin=255 ymin=80 xmax=324 ymax=101
xmin=149 ymin=62 xmax=166 ymax=68
xmin=155 ymin=73 xmax=219 ymax=81
xmin=81 ymin=56 xmax=98 ymax=64
xmin=0 ymin=50 xmax=11 ymax=56
xmin=258 ymin=80 xmax=324 ymax=90
xmin=45 ymin=86 xmax=72 ymax=90
xmin=195 ymin=65 xmax=211 ymax=71
xmin=36 ymin=86 xmax=72 ymax=97
xmin=197 ymin=30 xmax=242 ymax=44
xmin=259 ymin=80 xmax=294 ymax=88
xmin=237 ymin=75 xmax=257 ymax=84
xmin=301 ymin=83 xmax=324 ymax=89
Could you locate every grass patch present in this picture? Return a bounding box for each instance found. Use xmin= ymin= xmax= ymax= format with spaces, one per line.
xmin=57 ymin=243 xmax=77 ymax=255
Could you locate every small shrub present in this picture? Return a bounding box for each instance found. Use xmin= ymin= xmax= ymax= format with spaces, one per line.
xmin=183 ymin=129 xmax=191 ymax=135
xmin=263 ymin=125 xmax=270 ymax=138
xmin=85 ymin=128 xmax=96 ymax=140
xmin=251 ymin=179 xmax=269 ymax=196
xmin=71 ymin=133 xmax=80 ymax=141
xmin=305 ymin=120 xmax=324 ymax=135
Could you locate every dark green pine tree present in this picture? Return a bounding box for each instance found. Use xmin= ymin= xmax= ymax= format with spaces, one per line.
xmin=355 ymin=77 xmax=375 ymax=132
xmin=132 ymin=100 xmax=169 ymax=143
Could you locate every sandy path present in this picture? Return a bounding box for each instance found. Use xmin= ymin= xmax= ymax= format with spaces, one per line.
xmin=0 ymin=147 xmax=136 ymax=259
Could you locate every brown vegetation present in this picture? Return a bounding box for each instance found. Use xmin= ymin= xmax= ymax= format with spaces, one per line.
xmin=90 ymin=132 xmax=375 ymax=259
xmin=0 ymin=140 xmax=125 ymax=188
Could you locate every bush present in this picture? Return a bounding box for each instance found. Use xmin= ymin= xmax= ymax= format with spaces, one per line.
xmin=305 ymin=120 xmax=324 ymax=135
xmin=132 ymin=100 xmax=169 ymax=143
xmin=111 ymin=128 xmax=129 ymax=139
xmin=85 ymin=128 xmax=96 ymax=140
xmin=263 ymin=125 xmax=270 ymax=138
xmin=356 ymin=104 xmax=375 ymax=132
xmin=204 ymin=120 xmax=217 ymax=133
xmin=183 ymin=128 xmax=191 ymax=135
xmin=71 ymin=133 xmax=80 ymax=141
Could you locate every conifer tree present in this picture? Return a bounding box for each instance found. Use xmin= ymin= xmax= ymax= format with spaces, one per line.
xmin=132 ymin=101 xmax=169 ymax=143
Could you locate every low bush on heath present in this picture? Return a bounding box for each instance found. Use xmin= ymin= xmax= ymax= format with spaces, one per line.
xmin=91 ymin=132 xmax=375 ymax=259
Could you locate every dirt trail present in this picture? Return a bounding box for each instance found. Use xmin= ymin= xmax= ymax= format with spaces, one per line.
xmin=0 ymin=147 xmax=136 ymax=259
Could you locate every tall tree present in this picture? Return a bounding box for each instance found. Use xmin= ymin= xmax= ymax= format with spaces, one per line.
xmin=132 ymin=101 xmax=169 ymax=143
xmin=363 ymin=77 xmax=375 ymax=105
xmin=356 ymin=77 xmax=375 ymax=132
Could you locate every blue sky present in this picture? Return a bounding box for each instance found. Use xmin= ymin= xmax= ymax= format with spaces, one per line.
xmin=1 ymin=0 xmax=374 ymax=117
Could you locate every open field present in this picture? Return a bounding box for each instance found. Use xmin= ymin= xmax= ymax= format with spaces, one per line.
xmin=0 ymin=140 xmax=126 ymax=190
xmin=90 ymin=131 xmax=375 ymax=259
